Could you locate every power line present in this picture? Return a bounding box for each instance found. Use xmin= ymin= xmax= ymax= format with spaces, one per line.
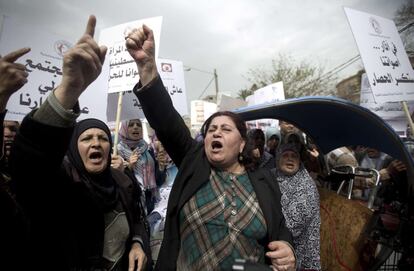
xmin=318 ymin=55 xmax=361 ymax=81
xmin=298 ymin=20 xmax=414 ymax=91
xmin=398 ymin=21 xmax=414 ymax=33
xmin=184 ymin=65 xmax=219 ymax=99
xmin=323 ymin=21 xmax=414 ymax=78
xmin=197 ymin=76 xmax=215 ymax=99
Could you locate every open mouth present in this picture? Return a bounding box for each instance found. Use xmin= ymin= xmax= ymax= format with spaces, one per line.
xmin=4 ymin=141 xmax=13 ymax=149
xmin=211 ymin=141 xmax=223 ymax=150
xmin=89 ymin=151 xmax=103 ymax=162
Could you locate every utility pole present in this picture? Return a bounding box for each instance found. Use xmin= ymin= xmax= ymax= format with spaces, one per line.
xmin=184 ymin=66 xmax=220 ymax=102
xmin=214 ymin=68 xmax=219 ymax=102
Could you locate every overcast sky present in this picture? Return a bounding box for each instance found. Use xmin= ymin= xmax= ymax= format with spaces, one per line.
xmin=0 ymin=0 xmax=407 ymax=103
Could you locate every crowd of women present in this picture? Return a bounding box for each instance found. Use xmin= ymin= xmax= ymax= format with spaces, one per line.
xmin=1 ymin=14 xmax=409 ymax=271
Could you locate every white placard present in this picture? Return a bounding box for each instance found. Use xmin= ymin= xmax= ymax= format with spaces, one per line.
xmin=245 ymin=81 xmax=285 ymax=130
xmin=98 ymin=17 xmax=162 ymax=94
xmin=345 ymin=7 xmax=414 ymax=103
xmin=254 ymin=81 xmax=285 ymax=104
xmin=190 ymin=100 xmax=217 ymax=128
xmin=360 ymin=73 xmax=412 ymax=136
xmin=0 ymin=16 xmax=108 ymax=121
xmin=106 ymin=58 xmax=188 ymax=122
xmin=386 ymin=119 xmax=407 ymax=137
xmin=245 ymin=94 xmax=255 ymax=106
xmin=360 ymin=73 xmax=414 ymax=120
xmin=158 ymin=59 xmax=188 ymax=116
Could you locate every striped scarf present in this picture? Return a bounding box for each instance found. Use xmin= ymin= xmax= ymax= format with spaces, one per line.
xmin=118 ymin=140 xmax=156 ymax=190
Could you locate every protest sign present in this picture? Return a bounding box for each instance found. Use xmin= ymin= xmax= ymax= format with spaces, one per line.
xmin=106 ymin=58 xmax=189 ymax=122
xmin=0 ymin=16 xmax=108 ymax=121
xmin=360 ymin=73 xmax=413 ymax=137
xmin=345 ymin=7 xmax=414 ymax=103
xmin=245 ymin=81 xmax=285 ymax=129
xmin=98 ymin=17 xmax=162 ymax=94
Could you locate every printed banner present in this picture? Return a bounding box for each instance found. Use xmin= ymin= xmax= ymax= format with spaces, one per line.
xmin=98 ymin=17 xmax=162 ymax=94
xmin=345 ymin=7 xmax=414 ymax=103
xmin=106 ymin=58 xmax=188 ymax=122
xmin=360 ymin=73 xmax=412 ymax=136
xmin=0 ymin=16 xmax=108 ymax=121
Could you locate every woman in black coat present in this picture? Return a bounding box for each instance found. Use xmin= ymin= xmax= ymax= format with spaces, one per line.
xmin=125 ymin=25 xmax=296 ymax=270
xmin=11 ymin=16 xmax=150 ymax=271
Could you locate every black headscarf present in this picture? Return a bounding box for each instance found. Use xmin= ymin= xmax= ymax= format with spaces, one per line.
xmin=65 ymin=118 xmax=118 ymax=211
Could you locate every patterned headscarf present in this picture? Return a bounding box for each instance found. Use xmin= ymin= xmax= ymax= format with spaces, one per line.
xmin=118 ymin=119 xmax=142 ymax=149
xmin=273 ymin=143 xmax=321 ymax=270
xmin=117 ymin=119 xmax=156 ymax=190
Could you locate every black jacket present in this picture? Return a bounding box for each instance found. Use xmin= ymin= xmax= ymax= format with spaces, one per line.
xmin=11 ymin=112 xmax=150 ymax=270
xmin=135 ymin=77 xmax=293 ymax=270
